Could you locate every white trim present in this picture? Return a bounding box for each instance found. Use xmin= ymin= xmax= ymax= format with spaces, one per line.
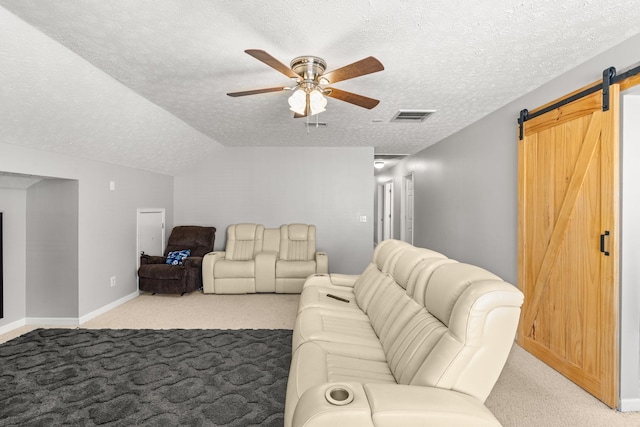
xmin=79 ymin=290 xmax=140 ymax=325
xmin=136 ymin=208 xmax=166 ymax=271
xmin=376 ymin=185 xmax=383 ymax=244
xmin=0 ymin=318 xmax=27 ymax=336
xmin=0 ymin=290 xmax=140 ymax=335
xmin=26 ymin=317 xmax=79 ymax=326
xmin=400 ymin=172 xmax=414 ymax=244
xmin=620 ymin=398 xmax=640 ymax=412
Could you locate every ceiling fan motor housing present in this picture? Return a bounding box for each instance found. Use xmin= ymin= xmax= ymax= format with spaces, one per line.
xmin=290 ymin=56 xmax=327 ymax=83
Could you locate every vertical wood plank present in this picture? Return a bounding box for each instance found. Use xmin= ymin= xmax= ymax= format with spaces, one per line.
xmin=517 ymin=85 xmax=619 ymax=409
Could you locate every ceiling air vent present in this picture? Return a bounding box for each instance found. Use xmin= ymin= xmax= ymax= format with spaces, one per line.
xmin=391 ymin=109 xmax=435 ymax=122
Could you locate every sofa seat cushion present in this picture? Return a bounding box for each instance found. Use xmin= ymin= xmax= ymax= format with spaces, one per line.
xmin=277 ymin=260 xmax=316 ymax=278
xmin=292 ymin=307 xmax=379 ymax=351
xmin=214 ymin=259 xmax=255 ymax=278
xmin=138 ymin=264 xmax=185 ymax=280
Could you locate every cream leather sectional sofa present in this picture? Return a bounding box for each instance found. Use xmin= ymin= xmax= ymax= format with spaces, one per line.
xmin=285 ymin=239 xmax=524 ymax=427
xmin=202 ymin=223 xmax=328 ymax=294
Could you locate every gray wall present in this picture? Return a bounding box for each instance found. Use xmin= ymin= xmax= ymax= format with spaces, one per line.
xmin=0 ymin=188 xmax=27 ymax=328
xmin=174 ymin=147 xmax=374 ymax=274
xmin=26 ymin=179 xmax=79 ymax=318
xmin=376 ymin=33 xmax=640 ymax=407
xmin=0 ymin=142 xmax=174 ymax=319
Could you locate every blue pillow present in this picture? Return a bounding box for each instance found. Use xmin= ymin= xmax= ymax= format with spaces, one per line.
xmin=165 ymin=249 xmax=191 ymax=265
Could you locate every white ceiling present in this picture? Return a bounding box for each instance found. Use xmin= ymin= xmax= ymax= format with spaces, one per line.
xmin=1 ymin=1 xmax=639 ymax=175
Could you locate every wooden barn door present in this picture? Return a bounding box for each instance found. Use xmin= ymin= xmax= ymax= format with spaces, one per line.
xmin=517 ymin=85 xmax=620 ymax=408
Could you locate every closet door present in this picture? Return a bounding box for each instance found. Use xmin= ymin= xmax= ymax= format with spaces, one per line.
xmin=517 ymin=86 xmax=619 ymax=408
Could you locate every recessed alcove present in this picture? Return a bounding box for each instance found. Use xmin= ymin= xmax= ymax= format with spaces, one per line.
xmin=0 ymin=172 xmax=79 ymax=322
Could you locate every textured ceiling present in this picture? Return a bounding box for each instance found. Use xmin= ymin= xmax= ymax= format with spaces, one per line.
xmin=1 ymin=0 xmax=639 ymax=175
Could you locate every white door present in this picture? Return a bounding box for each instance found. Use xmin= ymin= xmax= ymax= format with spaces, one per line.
xmin=383 ymin=181 xmax=393 ymax=240
xmin=137 ymin=209 xmax=165 ymax=269
xmin=402 ymin=173 xmax=414 ymax=244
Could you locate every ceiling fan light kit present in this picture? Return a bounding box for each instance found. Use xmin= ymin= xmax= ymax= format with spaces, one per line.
xmin=227 ymin=49 xmax=384 ymax=118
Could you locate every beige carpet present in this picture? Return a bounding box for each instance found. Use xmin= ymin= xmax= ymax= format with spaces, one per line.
xmin=2 ymin=291 xmax=639 ymax=426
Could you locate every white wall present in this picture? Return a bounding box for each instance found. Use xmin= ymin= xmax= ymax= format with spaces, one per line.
xmin=620 ymin=93 xmax=640 ymax=410
xmin=0 ymin=188 xmax=27 ymax=328
xmin=0 ymin=143 xmax=174 ymax=319
xmin=174 ymin=147 xmax=374 ymax=274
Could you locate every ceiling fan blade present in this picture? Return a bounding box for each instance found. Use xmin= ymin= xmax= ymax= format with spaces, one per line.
xmin=322 ymin=56 xmax=384 ymax=84
xmin=325 ymin=87 xmax=380 ymax=109
xmin=245 ymin=49 xmax=299 ymax=79
xmin=226 ymin=86 xmax=287 ymax=97
xmin=293 ymin=112 xmax=306 ymax=118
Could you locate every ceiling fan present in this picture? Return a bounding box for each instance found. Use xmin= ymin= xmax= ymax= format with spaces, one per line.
xmin=227 ymin=49 xmax=384 ymax=118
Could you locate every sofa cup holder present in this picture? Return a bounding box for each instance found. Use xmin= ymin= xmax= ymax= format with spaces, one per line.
xmin=325 ymin=385 xmax=354 ymax=406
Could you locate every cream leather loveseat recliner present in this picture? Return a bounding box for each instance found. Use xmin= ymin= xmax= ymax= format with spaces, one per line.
xmin=202 ymin=223 xmax=328 ymax=294
xmin=285 ymin=239 xmax=524 ymax=427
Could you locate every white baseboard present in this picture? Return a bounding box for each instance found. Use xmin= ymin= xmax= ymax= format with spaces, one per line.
xmin=0 ymin=318 xmax=27 ymax=336
xmin=0 ymin=291 xmax=140 ymax=337
xmin=620 ymin=398 xmax=640 ymax=412
xmin=78 ymin=290 xmax=140 ymax=325
xmin=26 ymin=317 xmax=79 ymax=326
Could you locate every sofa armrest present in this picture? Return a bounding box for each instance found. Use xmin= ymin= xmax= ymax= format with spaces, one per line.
xmin=140 ymin=254 xmax=165 ymax=265
xmin=362 ymin=383 xmax=501 ymax=427
xmin=329 ymin=274 xmax=359 ymax=287
xmin=255 ymin=251 xmax=277 ymax=292
xmin=315 ymin=251 xmax=328 ymax=274
xmin=290 ymin=382 xmax=373 ymax=427
xmin=290 ymin=382 xmax=501 ymax=427
xmin=183 ymin=256 xmax=203 ymax=269
xmin=202 ymin=251 xmax=225 ymax=293
xmin=301 ymin=273 xmax=359 ymax=290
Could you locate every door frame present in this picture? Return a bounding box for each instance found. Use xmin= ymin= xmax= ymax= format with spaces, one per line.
xmin=400 ymin=172 xmax=414 ymax=244
xmin=383 ymin=180 xmax=394 ymax=240
xmin=376 ymin=184 xmax=384 ymax=244
xmin=136 ymin=208 xmax=165 ymax=270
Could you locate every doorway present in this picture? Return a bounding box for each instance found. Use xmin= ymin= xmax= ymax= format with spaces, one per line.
xmin=401 ymin=172 xmax=414 ymax=244
xmin=382 ymin=180 xmax=393 ymax=240
xmin=375 ymin=181 xmax=394 ymax=244
xmin=136 ymin=209 xmax=165 ymax=270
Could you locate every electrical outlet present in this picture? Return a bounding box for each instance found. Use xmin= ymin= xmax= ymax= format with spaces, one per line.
xmin=110 ymin=276 xmax=116 ymax=287
xmin=359 ymin=216 xmax=367 ymax=223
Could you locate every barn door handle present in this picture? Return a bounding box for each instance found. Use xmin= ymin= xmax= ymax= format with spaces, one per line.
xmin=600 ymin=231 xmax=610 ymax=256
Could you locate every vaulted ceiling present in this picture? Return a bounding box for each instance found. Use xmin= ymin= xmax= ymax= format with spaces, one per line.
xmin=1 ymin=1 xmax=639 ymax=175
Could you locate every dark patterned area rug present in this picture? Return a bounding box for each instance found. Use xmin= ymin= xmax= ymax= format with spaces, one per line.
xmin=0 ymin=328 xmax=292 ymax=426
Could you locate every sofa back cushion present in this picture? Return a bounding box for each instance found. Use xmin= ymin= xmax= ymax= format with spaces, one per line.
xmin=423 ymin=263 xmax=500 ymax=327
xmin=225 ymin=223 xmax=264 ymax=261
xmin=368 ymin=250 xmax=449 ymax=359
xmin=263 ymin=228 xmax=281 ymax=252
xmin=391 ymin=247 xmax=446 ymax=291
xmin=279 ymin=224 xmax=316 ymax=261
xmin=382 ymin=262 xmax=524 ymax=401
